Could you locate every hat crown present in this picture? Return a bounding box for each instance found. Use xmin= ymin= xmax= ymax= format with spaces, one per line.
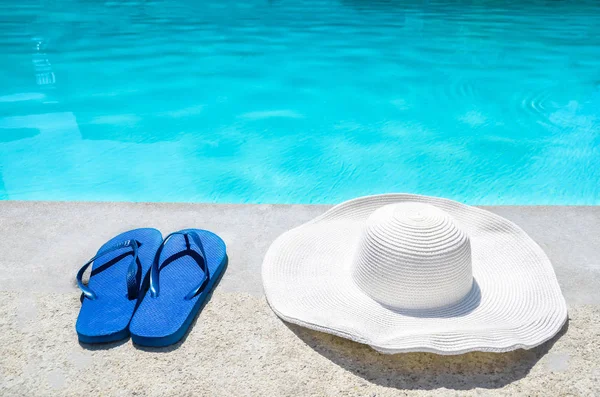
xmin=352 ymin=202 xmax=473 ymax=310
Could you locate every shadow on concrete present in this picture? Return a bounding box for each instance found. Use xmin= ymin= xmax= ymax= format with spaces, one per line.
xmin=286 ymin=319 xmax=569 ymax=390
xmin=79 ymin=337 xmax=129 ymax=351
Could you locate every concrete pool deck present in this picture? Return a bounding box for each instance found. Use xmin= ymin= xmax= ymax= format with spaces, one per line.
xmin=0 ymin=201 xmax=598 ymax=396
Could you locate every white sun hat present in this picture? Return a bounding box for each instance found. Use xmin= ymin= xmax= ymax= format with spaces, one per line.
xmin=262 ymin=194 xmax=567 ymax=355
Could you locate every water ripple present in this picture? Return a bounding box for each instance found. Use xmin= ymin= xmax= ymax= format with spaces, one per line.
xmin=519 ymin=88 xmax=554 ymax=120
xmin=0 ymin=0 xmax=599 ymax=204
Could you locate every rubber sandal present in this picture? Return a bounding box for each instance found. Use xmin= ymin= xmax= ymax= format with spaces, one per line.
xmin=130 ymin=229 xmax=228 ymax=347
xmin=75 ymin=228 xmax=163 ymax=343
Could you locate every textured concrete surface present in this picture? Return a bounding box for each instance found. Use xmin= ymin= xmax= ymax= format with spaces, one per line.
xmin=1 ymin=201 xmax=599 ymax=396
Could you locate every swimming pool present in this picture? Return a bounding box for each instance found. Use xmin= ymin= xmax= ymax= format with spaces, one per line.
xmin=1 ymin=0 xmax=599 ymax=204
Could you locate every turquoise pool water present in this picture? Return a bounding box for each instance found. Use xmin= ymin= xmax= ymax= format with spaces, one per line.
xmin=1 ymin=0 xmax=599 ymax=204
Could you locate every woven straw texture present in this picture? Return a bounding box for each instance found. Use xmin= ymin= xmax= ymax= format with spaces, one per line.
xmin=262 ymin=194 xmax=568 ymax=355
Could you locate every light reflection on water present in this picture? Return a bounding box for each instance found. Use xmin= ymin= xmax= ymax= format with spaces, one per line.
xmin=0 ymin=0 xmax=599 ymax=204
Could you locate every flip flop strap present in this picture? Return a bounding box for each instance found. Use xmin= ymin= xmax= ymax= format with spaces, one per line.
xmin=76 ymin=240 xmax=140 ymax=301
xmin=149 ymin=231 xmax=210 ymax=300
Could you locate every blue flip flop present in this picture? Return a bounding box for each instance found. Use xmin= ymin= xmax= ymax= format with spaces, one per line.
xmin=130 ymin=229 xmax=227 ymax=347
xmin=75 ymin=228 xmax=163 ymax=343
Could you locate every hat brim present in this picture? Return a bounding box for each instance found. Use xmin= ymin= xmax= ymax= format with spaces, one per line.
xmin=262 ymin=194 xmax=567 ymax=355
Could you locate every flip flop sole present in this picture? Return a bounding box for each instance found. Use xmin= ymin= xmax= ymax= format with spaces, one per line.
xmin=131 ymin=255 xmax=228 ymax=347
xmin=77 ymin=328 xmax=131 ymax=344
xmin=75 ymin=228 xmax=163 ymax=344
